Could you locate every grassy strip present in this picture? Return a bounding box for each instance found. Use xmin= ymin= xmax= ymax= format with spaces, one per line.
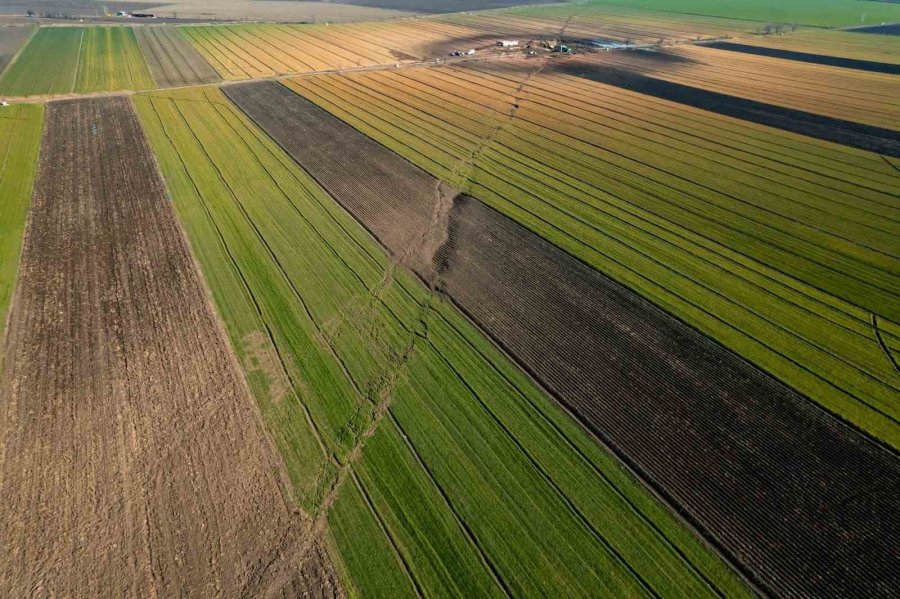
xmin=135 ymin=85 xmax=750 ymax=598
xmin=0 ymin=28 xmax=82 ymax=96
xmin=0 ymin=104 xmax=43 ymax=337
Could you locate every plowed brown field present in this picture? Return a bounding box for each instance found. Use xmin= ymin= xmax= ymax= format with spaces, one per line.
xmin=0 ymin=97 xmax=341 ymax=597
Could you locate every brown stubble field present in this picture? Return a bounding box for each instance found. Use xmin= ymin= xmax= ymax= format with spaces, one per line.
xmin=134 ymin=26 xmax=220 ymax=87
xmin=0 ymin=26 xmax=33 ymax=73
xmin=0 ymin=96 xmax=340 ymax=597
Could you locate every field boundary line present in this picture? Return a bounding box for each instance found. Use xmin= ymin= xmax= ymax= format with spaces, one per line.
xmin=130 ymin=95 xmax=296 ymax=502
xmin=466 ymin=168 xmax=900 ymax=425
xmin=349 ymin=468 xmax=425 ymax=598
xmin=147 ymin=93 xmax=332 ymax=463
xmin=472 ymin=141 xmax=900 ymax=390
xmin=0 ymin=105 xmax=43 ymax=387
xmin=423 ymin=333 xmax=663 ymax=598
xmin=196 ymin=93 xmax=445 ymax=578
xmin=872 ymin=314 xmax=900 ymax=376
xmin=430 ymin=306 xmax=729 ymax=598
xmin=142 ymin=28 xmax=174 ymax=87
xmin=362 ymin=70 xmax=900 ymax=390
xmin=448 ymin=66 xmax=900 ymax=287
xmin=144 ymin=94 xmax=333 ymax=488
xmin=297 ymin=73 xmax=900 ymax=404
xmin=195 ymin=90 xmax=367 ymax=426
xmin=70 ymin=27 xmax=85 ymax=93
xmin=386 ymin=406 xmax=514 ymax=598
xmin=226 ymin=77 xmax=770 ymax=596
xmin=0 ymin=26 xmax=37 ymax=82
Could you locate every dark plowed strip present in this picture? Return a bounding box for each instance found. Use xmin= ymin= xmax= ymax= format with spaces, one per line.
xmin=703 ymin=41 xmax=900 ymax=74
xmin=0 ymin=97 xmax=340 ymax=597
xmin=225 ymin=79 xmax=900 ymax=598
xmin=849 ymin=23 xmax=900 ymax=35
xmin=555 ymin=61 xmax=900 ymax=157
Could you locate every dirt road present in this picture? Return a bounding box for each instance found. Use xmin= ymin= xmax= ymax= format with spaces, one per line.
xmin=0 ymin=96 xmax=341 ymax=597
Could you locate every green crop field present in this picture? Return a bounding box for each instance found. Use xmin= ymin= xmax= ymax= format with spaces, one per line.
xmin=0 ymin=28 xmax=82 ymax=96
xmin=286 ymin=64 xmax=900 ymax=448
xmin=0 ymin=27 xmax=153 ymax=96
xmin=74 ymin=27 xmax=154 ymax=93
xmin=592 ymin=0 xmax=900 ymax=28
xmin=134 ymin=86 xmax=751 ymax=598
xmin=0 ymin=104 xmax=43 ymax=336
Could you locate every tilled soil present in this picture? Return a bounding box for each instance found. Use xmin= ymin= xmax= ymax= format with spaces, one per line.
xmin=134 ymin=26 xmax=221 ymax=88
xmin=229 ymin=79 xmax=900 ymax=597
xmin=223 ymin=80 xmax=442 ymax=275
xmin=0 ymin=96 xmax=341 ymax=597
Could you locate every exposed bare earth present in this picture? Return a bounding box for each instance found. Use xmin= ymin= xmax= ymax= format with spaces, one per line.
xmin=226 ymin=80 xmax=900 ymax=597
xmin=135 ymin=26 xmax=220 ymax=87
xmin=0 ymin=96 xmax=340 ymax=597
xmin=0 ymin=26 xmax=32 ymax=73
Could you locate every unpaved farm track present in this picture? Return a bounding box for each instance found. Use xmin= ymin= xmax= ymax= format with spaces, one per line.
xmin=0 ymin=97 xmax=341 ymax=597
xmin=226 ymin=80 xmax=900 ymax=598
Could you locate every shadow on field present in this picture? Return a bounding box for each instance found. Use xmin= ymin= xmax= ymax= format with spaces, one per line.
xmin=703 ymin=41 xmax=900 ymax=75
xmin=554 ymin=58 xmax=900 ymax=157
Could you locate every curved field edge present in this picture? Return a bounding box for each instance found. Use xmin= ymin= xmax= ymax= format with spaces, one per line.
xmin=0 ymin=104 xmax=43 ymax=340
xmin=133 ymin=86 xmax=751 ymax=598
xmin=281 ymin=67 xmax=900 ymax=449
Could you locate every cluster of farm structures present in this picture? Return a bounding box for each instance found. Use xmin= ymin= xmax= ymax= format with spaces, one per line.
xmin=0 ymin=0 xmax=898 ymax=597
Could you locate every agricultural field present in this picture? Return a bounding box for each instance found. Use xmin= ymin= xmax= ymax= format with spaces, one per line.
xmin=591 ymin=0 xmax=900 ymax=28
xmin=0 ymin=26 xmax=33 ymax=73
xmin=0 ymin=96 xmax=340 ymax=596
xmin=133 ymin=84 xmax=753 ymax=598
xmin=0 ymin=27 xmax=155 ymax=96
xmin=701 ymin=40 xmax=900 ymax=75
xmin=591 ymin=46 xmax=900 ymax=132
xmin=434 ymin=2 xmax=760 ymax=47
xmin=134 ymin=26 xmax=220 ymax=87
xmin=0 ymin=103 xmax=42 ymax=338
xmin=179 ymin=3 xmax=765 ymax=81
xmin=226 ymin=78 xmax=900 ymax=597
xmin=0 ymin=1 xmax=898 ymax=596
xmin=0 ymin=27 xmax=82 ymax=96
xmin=74 ymin=27 xmax=154 ymax=92
xmin=712 ymin=29 xmax=900 ymax=67
xmin=286 ymin=61 xmax=900 ymax=449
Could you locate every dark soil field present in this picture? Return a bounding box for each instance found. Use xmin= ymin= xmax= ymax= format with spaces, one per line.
xmin=225 ymin=79 xmax=900 ymax=598
xmin=851 ymin=23 xmax=900 ymax=35
xmin=134 ymin=26 xmax=219 ymax=87
xmin=703 ymin=41 xmax=900 ymax=74
xmin=0 ymin=97 xmax=340 ymax=597
xmin=223 ymin=80 xmax=442 ymax=276
xmin=558 ymin=59 xmax=900 ymax=157
xmin=0 ymin=26 xmax=32 ymax=74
